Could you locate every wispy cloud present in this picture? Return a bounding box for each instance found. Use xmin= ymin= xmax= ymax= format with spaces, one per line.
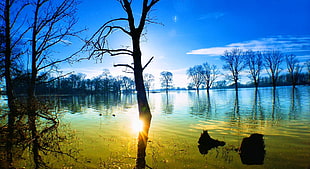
xmin=198 ymin=12 xmax=225 ymax=20
xmin=187 ymin=35 xmax=310 ymax=56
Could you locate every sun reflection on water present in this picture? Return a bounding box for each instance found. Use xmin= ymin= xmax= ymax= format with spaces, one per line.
xmin=131 ymin=118 xmax=143 ymax=133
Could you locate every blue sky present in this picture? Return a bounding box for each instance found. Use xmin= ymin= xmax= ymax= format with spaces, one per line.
xmin=60 ymin=0 xmax=310 ymax=88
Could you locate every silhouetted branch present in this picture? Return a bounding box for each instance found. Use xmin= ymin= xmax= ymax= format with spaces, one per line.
xmin=10 ymin=2 xmax=30 ymax=32
xmin=114 ymin=63 xmax=134 ymax=70
xmin=39 ymin=72 xmax=73 ymax=84
xmin=40 ymin=146 xmax=78 ymax=161
xmin=143 ymin=56 xmax=154 ymax=70
xmin=75 ymin=18 xmax=131 ymax=61
xmin=37 ymin=57 xmax=70 ymax=72
xmin=94 ymin=48 xmax=133 ymax=57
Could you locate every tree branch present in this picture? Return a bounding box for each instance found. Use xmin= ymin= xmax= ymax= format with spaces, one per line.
xmin=39 ymin=72 xmax=73 ymax=84
xmin=142 ymin=56 xmax=154 ymax=70
xmin=88 ymin=18 xmax=129 ymax=42
xmin=114 ymin=63 xmax=134 ymax=70
xmin=37 ymin=57 xmax=70 ymax=72
xmin=94 ymin=48 xmax=133 ymax=56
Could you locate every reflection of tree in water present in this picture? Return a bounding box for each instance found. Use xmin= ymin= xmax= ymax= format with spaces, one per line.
xmin=289 ymin=87 xmax=301 ymax=120
xmin=161 ymin=93 xmax=174 ymax=114
xmin=241 ymin=89 xmax=265 ymax=126
xmin=54 ymin=95 xmax=84 ymax=113
xmin=271 ymin=89 xmax=281 ymax=121
xmin=251 ymin=89 xmax=264 ymax=120
xmin=0 ymin=98 xmax=79 ymax=168
xmin=224 ymin=91 xmax=240 ymax=124
xmin=54 ymin=94 xmax=128 ymax=115
xmin=188 ymin=92 xmax=211 ymax=118
xmin=121 ymin=93 xmax=136 ymax=109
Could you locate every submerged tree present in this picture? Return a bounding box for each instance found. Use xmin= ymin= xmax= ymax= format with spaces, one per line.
xmin=202 ymin=62 xmax=220 ymax=93
xmin=221 ymin=48 xmax=246 ymax=92
xmin=28 ymin=0 xmax=80 ymax=98
xmin=264 ymin=50 xmax=283 ymax=89
xmin=121 ymin=76 xmax=135 ymax=92
xmin=1 ymin=0 xmax=29 ymax=166
xmin=245 ymin=50 xmax=263 ymax=89
xmin=144 ymin=73 xmax=154 ymax=95
xmin=160 ymin=71 xmax=173 ymax=93
xmin=306 ymin=59 xmax=310 ymax=84
xmin=81 ymin=0 xmax=160 ymax=168
xmin=286 ymin=54 xmax=302 ymax=88
xmin=27 ymin=0 xmax=81 ymax=168
xmin=187 ymin=65 xmax=204 ymax=92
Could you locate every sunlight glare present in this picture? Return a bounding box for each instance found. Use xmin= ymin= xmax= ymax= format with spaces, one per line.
xmin=131 ymin=118 xmax=144 ymax=133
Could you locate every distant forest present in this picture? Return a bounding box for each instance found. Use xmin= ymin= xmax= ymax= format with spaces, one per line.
xmin=4 ymin=70 xmax=309 ymax=95
xmin=211 ymin=72 xmax=309 ymax=89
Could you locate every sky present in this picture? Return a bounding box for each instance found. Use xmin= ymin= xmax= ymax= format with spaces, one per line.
xmin=59 ymin=0 xmax=310 ymax=88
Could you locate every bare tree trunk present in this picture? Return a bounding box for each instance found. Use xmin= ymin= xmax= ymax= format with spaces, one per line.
xmin=235 ymin=80 xmax=238 ymax=92
xmin=132 ymin=34 xmax=152 ymax=169
xmin=82 ymin=1 xmax=160 ymax=167
xmin=131 ymin=24 xmax=153 ymax=169
xmin=206 ymin=86 xmax=210 ymax=94
xmin=4 ymin=0 xmax=15 ymax=165
xmin=28 ymin=2 xmax=40 ymax=166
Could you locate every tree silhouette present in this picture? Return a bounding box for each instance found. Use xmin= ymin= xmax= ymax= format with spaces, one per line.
xmin=81 ymin=0 xmax=160 ymax=168
xmin=221 ymin=48 xmax=246 ymax=92
xmin=245 ymin=50 xmax=263 ymax=89
xmin=160 ymin=71 xmax=173 ymax=93
xmin=286 ymin=54 xmax=303 ymax=88
xmin=187 ymin=65 xmax=204 ymax=92
xmin=26 ymin=0 xmax=81 ymax=167
xmin=1 ymin=0 xmax=29 ymax=166
xmin=144 ymin=73 xmax=154 ymax=95
xmin=306 ymin=59 xmax=310 ymax=84
xmin=121 ymin=76 xmax=135 ymax=92
xmin=202 ymin=62 xmax=220 ymax=93
xmin=264 ymin=50 xmax=283 ymax=89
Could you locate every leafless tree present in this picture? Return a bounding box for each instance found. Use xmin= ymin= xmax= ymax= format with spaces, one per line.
xmin=27 ymin=0 xmax=81 ymax=167
xmin=221 ymin=48 xmax=246 ymax=92
xmin=121 ymin=76 xmax=135 ymax=92
xmin=1 ymin=0 xmax=29 ymax=166
xmin=160 ymin=71 xmax=173 ymax=93
xmin=80 ymin=0 xmax=160 ymax=168
xmin=28 ymin=0 xmax=81 ymax=98
xmin=187 ymin=65 xmax=204 ymax=92
xmin=244 ymin=50 xmax=263 ymax=89
xmin=202 ymin=62 xmax=220 ymax=93
xmin=306 ymin=59 xmax=310 ymax=84
xmin=263 ymin=50 xmax=283 ymax=88
xmin=144 ymin=73 xmax=154 ymax=95
xmin=286 ymin=54 xmax=303 ymax=88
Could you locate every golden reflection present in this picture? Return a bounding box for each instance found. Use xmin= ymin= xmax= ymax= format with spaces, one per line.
xmin=131 ymin=118 xmax=144 ymax=133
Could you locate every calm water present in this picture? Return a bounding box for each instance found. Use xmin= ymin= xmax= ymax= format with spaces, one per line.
xmin=1 ymin=86 xmax=310 ymax=168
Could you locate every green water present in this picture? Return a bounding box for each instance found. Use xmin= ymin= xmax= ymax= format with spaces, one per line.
xmin=1 ymin=86 xmax=310 ymax=168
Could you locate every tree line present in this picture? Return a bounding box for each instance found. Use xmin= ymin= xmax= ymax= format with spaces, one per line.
xmin=6 ymin=48 xmax=310 ymax=95
xmin=0 ymin=0 xmax=84 ymax=168
xmin=9 ymin=70 xmax=157 ymax=95
xmin=0 ymin=0 xmax=309 ymax=168
xmin=187 ymin=48 xmax=310 ymax=92
xmin=0 ymin=0 xmax=162 ymax=168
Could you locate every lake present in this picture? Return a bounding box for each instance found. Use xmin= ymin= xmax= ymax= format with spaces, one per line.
xmin=1 ymin=86 xmax=310 ymax=168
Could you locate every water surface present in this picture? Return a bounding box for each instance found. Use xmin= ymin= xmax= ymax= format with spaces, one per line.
xmin=1 ymin=86 xmax=309 ymax=168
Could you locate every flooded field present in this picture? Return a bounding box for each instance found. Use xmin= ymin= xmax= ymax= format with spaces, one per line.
xmin=1 ymin=86 xmax=310 ymax=168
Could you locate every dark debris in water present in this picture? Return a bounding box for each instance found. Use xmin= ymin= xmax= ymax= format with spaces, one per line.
xmin=198 ymin=130 xmax=226 ymax=155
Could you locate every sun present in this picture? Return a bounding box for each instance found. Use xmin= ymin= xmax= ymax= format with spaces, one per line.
xmin=131 ymin=118 xmax=144 ymax=133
